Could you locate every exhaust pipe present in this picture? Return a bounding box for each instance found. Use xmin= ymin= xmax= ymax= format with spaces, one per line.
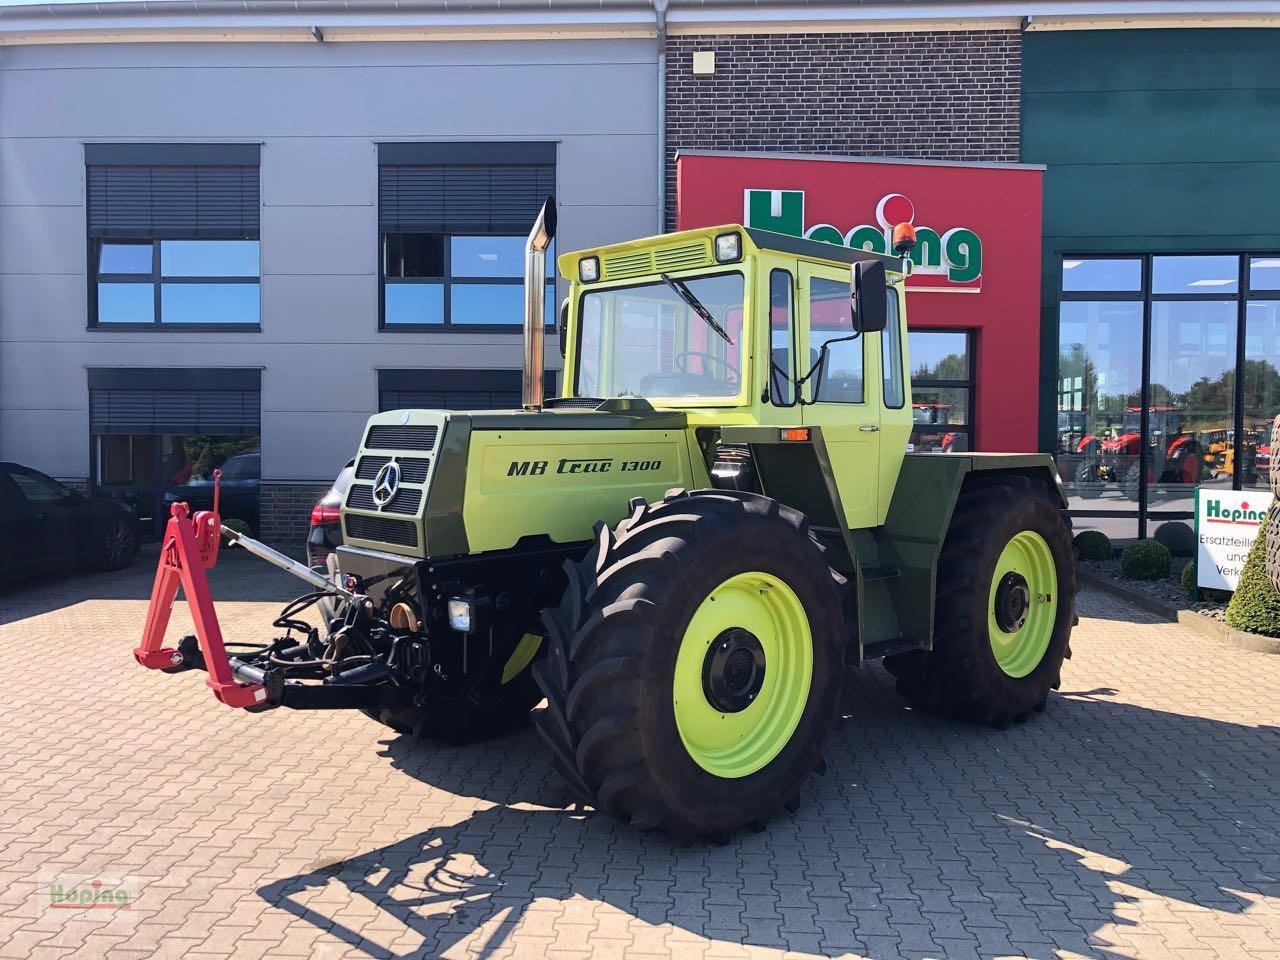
xmin=523 ymin=196 xmax=557 ymax=411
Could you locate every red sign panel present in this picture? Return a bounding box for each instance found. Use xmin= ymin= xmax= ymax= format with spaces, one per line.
xmin=676 ymin=152 xmax=1044 ymax=452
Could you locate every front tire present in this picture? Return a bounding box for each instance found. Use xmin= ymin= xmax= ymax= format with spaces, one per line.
xmin=884 ymin=476 xmax=1076 ymax=726
xmin=534 ymin=489 xmax=846 ymax=840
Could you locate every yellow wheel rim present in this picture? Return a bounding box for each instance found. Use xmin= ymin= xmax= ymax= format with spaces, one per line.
xmin=987 ymin=531 xmax=1058 ymax=678
xmin=501 ymin=633 xmax=542 ymax=685
xmin=673 ymin=571 xmax=813 ymax=778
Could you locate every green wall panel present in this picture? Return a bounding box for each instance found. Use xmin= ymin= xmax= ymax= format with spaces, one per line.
xmin=1024 ymin=89 xmax=1280 ymax=165
xmin=1023 ymin=28 xmax=1280 ymax=450
xmin=1023 ymin=28 xmax=1280 ymax=93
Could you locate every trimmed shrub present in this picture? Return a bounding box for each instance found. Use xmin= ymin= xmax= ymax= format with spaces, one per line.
xmin=221 ymin=518 xmax=252 ymax=544
xmin=1181 ymin=560 xmax=1233 ymax=604
xmin=1120 ymin=539 xmax=1172 ymax=581
xmin=1073 ymin=530 xmax=1112 ymax=561
xmin=1225 ymin=506 xmax=1280 ymax=638
xmin=1154 ymin=520 xmax=1195 ymax=557
xmin=1181 ymin=560 xmax=1196 ymax=600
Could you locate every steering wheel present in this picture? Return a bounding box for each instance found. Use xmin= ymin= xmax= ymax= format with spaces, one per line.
xmin=673 ymin=351 xmax=739 ymax=383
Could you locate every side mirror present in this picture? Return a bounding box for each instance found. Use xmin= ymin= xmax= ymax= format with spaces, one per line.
xmin=558 ymin=297 xmax=569 ymax=358
xmin=851 ymin=260 xmax=888 ymax=333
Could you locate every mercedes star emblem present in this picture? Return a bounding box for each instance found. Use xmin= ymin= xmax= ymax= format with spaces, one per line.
xmin=371 ymin=461 xmax=401 ymax=509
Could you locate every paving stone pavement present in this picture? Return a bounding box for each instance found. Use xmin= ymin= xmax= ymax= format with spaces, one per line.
xmin=0 ymin=549 xmax=1277 ymax=960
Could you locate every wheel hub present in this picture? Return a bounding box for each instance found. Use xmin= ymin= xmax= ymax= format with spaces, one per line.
xmin=993 ymin=572 xmax=1031 ymax=633
xmin=702 ymin=628 xmax=766 ymax=713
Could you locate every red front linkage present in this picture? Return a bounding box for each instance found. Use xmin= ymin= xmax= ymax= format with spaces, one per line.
xmin=132 ymin=470 xmax=267 ymax=708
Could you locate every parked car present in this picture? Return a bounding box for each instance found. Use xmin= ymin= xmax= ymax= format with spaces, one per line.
xmin=164 ymin=450 xmax=261 ymax=533
xmin=0 ymin=461 xmax=139 ymax=580
xmin=307 ymin=460 xmax=354 ymax=569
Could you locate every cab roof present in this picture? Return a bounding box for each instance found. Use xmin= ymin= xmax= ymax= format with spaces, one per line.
xmin=558 ymin=223 xmax=900 ymax=283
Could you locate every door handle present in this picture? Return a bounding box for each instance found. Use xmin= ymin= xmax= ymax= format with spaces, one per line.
xmin=859 ymin=425 xmax=880 ymax=433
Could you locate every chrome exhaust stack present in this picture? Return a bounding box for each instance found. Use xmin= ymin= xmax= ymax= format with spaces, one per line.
xmin=522 ymin=196 xmax=557 ymax=411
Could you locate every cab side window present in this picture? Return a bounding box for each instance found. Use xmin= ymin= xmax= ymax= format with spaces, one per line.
xmin=769 ymin=269 xmax=796 ymax=406
xmin=882 ymin=292 xmax=905 ymax=408
xmin=809 ymin=275 xmax=863 ymax=403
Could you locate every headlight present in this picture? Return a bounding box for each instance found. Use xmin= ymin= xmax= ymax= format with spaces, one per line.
xmin=714 ymin=232 xmax=742 ymax=263
xmin=447 ymin=598 xmax=474 ymax=634
xmin=578 ymin=256 xmax=600 ymax=282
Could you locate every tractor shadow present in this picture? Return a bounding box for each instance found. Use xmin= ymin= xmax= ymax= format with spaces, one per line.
xmin=257 ymin=672 xmax=1280 ymax=959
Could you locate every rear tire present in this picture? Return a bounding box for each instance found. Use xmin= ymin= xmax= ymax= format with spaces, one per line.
xmin=1074 ymin=460 xmax=1101 ymax=499
xmin=534 ymin=489 xmax=846 ymax=840
xmin=884 ymin=476 xmax=1076 ymax=726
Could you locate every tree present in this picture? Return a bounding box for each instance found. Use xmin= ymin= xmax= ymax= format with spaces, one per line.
xmin=1225 ymin=504 xmax=1280 ymax=638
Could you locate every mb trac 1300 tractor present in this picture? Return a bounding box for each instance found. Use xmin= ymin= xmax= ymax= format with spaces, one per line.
xmin=135 ymin=199 xmax=1077 ymax=840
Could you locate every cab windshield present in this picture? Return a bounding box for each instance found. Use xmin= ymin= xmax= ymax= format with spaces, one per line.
xmin=575 ymin=272 xmax=745 ymax=400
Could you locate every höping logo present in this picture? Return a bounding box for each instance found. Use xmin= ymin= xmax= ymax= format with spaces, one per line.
xmin=1204 ymin=498 xmax=1266 ymax=526
xmin=744 ymin=189 xmax=982 ymax=286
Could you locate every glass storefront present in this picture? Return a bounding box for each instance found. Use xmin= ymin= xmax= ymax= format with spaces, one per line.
xmin=1057 ymin=254 xmax=1279 ymax=540
xmin=908 ymin=330 xmax=974 ymax=454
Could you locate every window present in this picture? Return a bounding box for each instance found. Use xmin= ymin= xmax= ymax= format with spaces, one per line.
xmin=1056 ymin=253 xmax=1279 ymax=540
xmin=576 ymin=272 xmax=744 ymax=400
xmin=769 ymin=270 xmax=796 ymax=406
xmin=9 ymin=467 xmax=69 ymax=503
xmin=95 ymin=239 xmax=261 ymax=326
xmin=89 ymin=367 xmax=262 ymax=536
xmin=808 ymin=275 xmax=862 ymax=403
xmin=908 ymin=330 xmax=974 ymax=454
xmin=87 ymin=145 xmax=261 ymax=328
xmin=882 ymin=293 xmax=905 ymax=409
xmin=378 ymin=143 xmax=556 ymax=329
xmin=382 ymin=234 xmax=555 ymax=328
xmin=378 ymin=368 xmax=557 ymax=412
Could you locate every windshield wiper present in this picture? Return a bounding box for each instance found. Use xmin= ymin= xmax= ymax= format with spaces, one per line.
xmin=659 ymin=273 xmax=734 ymax=346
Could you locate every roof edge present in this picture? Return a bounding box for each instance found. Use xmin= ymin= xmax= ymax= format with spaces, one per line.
xmin=676 ymin=149 xmax=1047 ymax=172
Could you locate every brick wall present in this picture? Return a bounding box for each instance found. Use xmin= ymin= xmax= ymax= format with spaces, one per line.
xmin=260 ymin=482 xmax=331 ymax=558
xmin=665 ymin=29 xmax=1022 ymax=226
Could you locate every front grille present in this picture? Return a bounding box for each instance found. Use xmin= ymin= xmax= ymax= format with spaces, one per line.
xmin=365 ymin=425 xmax=439 ymax=451
xmin=356 ymin=455 xmax=389 ymax=480
xmin=602 ymin=251 xmax=652 ymax=279
xmin=346 ymin=483 xmax=422 ymax=516
xmin=654 ymin=241 xmax=709 ymax=272
xmin=395 ymin=458 xmax=430 ymax=483
xmin=356 ymin=455 xmax=430 ymax=483
xmin=344 ymin=514 xmax=418 ymax=548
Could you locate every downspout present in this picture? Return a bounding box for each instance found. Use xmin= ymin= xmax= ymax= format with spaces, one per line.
xmin=654 ymin=0 xmax=668 ymax=235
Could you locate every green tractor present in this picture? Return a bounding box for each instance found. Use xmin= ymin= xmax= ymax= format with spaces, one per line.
xmin=136 ymin=200 xmax=1076 ymax=840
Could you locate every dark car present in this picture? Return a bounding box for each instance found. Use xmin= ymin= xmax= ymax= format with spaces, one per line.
xmin=307 ymin=461 xmax=354 ymax=569
xmin=0 ymin=462 xmax=139 ymax=580
xmin=164 ymin=450 xmax=261 ymax=533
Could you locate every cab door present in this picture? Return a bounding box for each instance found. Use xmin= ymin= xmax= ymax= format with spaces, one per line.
xmin=798 ymin=263 xmax=881 ymax=530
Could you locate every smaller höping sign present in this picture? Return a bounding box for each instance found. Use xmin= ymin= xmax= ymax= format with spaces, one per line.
xmin=1195 ymin=488 xmax=1274 ymax=591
